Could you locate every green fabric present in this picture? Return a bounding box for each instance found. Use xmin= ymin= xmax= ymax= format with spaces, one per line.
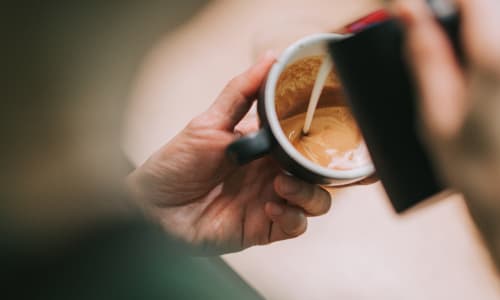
xmin=1 ymin=220 xmax=262 ymax=300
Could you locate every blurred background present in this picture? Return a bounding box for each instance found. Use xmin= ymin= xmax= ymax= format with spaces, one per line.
xmin=3 ymin=1 xmax=500 ymax=299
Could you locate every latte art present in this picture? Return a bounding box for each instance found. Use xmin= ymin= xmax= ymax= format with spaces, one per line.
xmin=280 ymin=107 xmax=371 ymax=170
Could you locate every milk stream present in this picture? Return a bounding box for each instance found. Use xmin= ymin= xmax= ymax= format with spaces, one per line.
xmin=302 ymin=56 xmax=333 ymax=135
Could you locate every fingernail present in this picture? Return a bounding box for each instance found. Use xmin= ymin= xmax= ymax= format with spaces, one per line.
xmin=259 ymin=49 xmax=277 ymax=62
xmin=277 ymin=175 xmax=301 ymax=195
xmin=267 ymin=202 xmax=284 ymax=216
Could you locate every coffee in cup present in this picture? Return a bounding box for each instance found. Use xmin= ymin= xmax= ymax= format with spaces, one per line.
xmin=275 ymin=55 xmax=371 ymax=171
xmin=227 ymin=33 xmax=375 ymax=186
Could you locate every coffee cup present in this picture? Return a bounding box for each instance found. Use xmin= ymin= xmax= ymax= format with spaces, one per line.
xmin=227 ymin=33 xmax=375 ymax=186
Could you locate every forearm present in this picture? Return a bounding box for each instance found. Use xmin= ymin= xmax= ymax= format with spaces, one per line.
xmin=464 ymin=194 xmax=500 ymax=270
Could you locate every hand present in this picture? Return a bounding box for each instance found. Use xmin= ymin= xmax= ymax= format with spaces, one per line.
xmin=397 ymin=0 xmax=500 ymax=265
xmin=127 ymin=52 xmax=332 ymax=254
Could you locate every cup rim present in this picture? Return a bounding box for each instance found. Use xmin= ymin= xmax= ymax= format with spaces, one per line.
xmin=265 ymin=33 xmax=375 ymax=180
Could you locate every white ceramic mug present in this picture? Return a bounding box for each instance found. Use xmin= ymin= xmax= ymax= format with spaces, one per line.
xmin=227 ymin=33 xmax=375 ymax=186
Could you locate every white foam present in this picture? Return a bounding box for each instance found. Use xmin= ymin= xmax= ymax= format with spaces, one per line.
xmin=327 ymin=142 xmax=371 ymax=170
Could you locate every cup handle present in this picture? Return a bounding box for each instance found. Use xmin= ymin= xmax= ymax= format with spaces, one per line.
xmin=226 ymin=127 xmax=273 ymax=165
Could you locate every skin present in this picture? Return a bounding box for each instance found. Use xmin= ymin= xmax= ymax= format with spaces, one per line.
xmin=127 ymin=52 xmax=332 ymax=254
xmin=397 ymin=0 xmax=500 ymax=268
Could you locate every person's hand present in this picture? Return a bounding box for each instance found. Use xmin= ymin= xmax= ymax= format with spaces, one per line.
xmin=127 ymin=52 xmax=332 ymax=254
xmin=396 ymin=0 xmax=500 ymax=265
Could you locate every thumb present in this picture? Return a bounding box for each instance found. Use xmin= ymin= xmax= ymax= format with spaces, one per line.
xmin=396 ymin=0 xmax=467 ymax=140
xmin=205 ymin=51 xmax=276 ymax=131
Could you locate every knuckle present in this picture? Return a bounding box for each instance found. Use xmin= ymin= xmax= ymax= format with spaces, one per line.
xmin=187 ymin=113 xmax=215 ymax=130
xmin=285 ymin=216 xmax=307 ymax=237
xmin=187 ymin=114 xmax=207 ymax=129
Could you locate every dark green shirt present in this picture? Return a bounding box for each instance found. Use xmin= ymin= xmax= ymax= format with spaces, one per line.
xmin=1 ymin=219 xmax=262 ymax=300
